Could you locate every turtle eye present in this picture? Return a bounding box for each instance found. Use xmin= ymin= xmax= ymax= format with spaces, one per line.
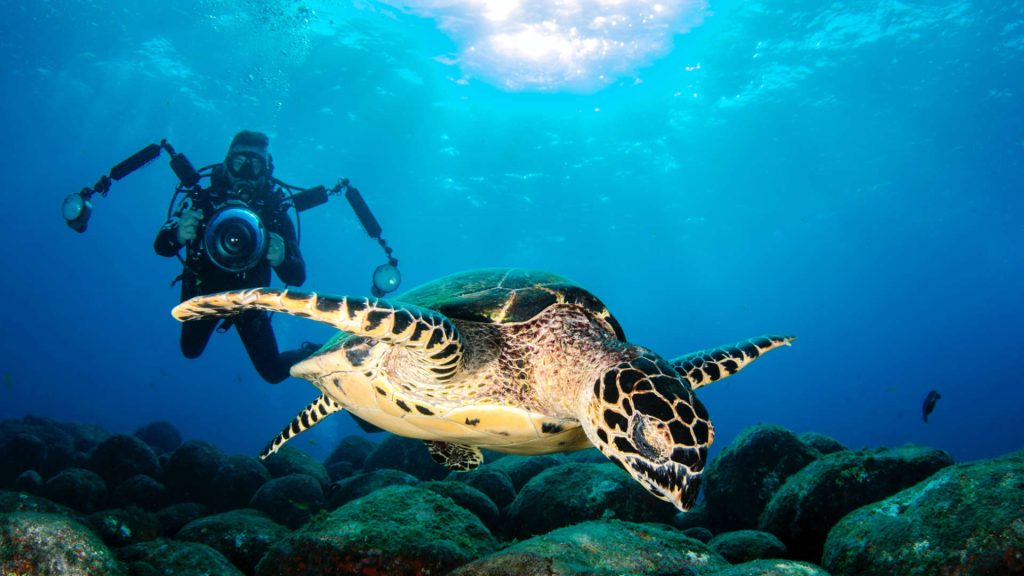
xmin=631 ymin=414 xmax=674 ymax=461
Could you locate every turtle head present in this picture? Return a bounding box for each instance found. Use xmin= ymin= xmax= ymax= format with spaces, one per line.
xmin=583 ymin=350 xmax=714 ymax=511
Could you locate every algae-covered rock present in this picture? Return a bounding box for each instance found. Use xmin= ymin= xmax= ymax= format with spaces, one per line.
xmin=256 ymin=485 xmax=496 ymax=576
xmin=797 ymin=432 xmax=847 ymax=455
xmin=0 ymin=489 xmax=75 ymax=515
xmin=86 ymin=433 xmax=160 ymax=488
xmin=759 ymin=444 xmax=953 ymax=561
xmin=117 ymin=538 xmax=244 ymax=575
xmin=504 ymin=462 xmax=675 ymax=539
xmin=249 ymin=473 xmax=327 ymax=529
xmin=162 ymin=440 xmax=227 ymax=505
xmin=823 ymin=450 xmax=1024 ymax=576
xmin=0 ymin=511 xmax=124 ymax=575
xmin=708 ymin=529 xmax=787 ymax=563
xmin=324 ymin=435 xmax=375 ymax=474
xmin=111 ymin=474 xmax=169 ymax=511
xmin=703 ymin=425 xmax=820 ymax=532
xmin=449 ymin=519 xmax=728 ymax=576
xmin=133 ymin=421 xmax=182 ymax=455
xmin=420 ymin=480 xmax=500 ymax=530
xmin=43 ymin=467 xmax=109 ymax=513
xmin=484 ymin=454 xmax=567 ymax=491
xmin=449 ymin=466 xmax=516 ymax=509
xmin=362 ymin=434 xmax=450 ymax=480
xmin=328 ymin=468 xmax=419 ymax=508
xmin=211 ymin=454 xmax=271 ymax=511
xmin=177 ymin=509 xmax=289 ymax=575
xmin=86 ymin=507 xmax=162 ymax=547
xmin=261 ymin=446 xmax=331 ymax=489
xmin=708 ymin=559 xmax=832 ymax=575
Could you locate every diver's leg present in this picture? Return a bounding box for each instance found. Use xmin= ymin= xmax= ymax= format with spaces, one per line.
xmin=235 ymin=309 xmax=294 ymax=384
xmin=180 ymin=318 xmax=218 ymax=358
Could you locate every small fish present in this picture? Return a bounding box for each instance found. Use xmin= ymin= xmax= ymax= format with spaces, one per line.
xmin=922 ymin=390 xmax=941 ymax=423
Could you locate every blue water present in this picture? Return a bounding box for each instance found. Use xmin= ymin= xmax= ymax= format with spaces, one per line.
xmin=1 ymin=0 xmax=1021 ymax=465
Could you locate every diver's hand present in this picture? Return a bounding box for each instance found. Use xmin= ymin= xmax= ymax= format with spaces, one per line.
xmin=176 ymin=208 xmax=203 ymax=244
xmin=267 ymin=232 xmax=285 ymax=267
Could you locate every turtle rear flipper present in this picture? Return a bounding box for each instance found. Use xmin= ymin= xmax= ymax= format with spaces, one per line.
xmin=261 ymin=394 xmax=343 ymax=458
xmin=173 ymin=289 xmax=465 ymax=382
xmin=670 ymin=335 xmax=794 ymax=390
xmin=425 ymin=441 xmax=483 ymax=471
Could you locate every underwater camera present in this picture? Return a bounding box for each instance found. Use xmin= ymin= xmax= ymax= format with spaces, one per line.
xmin=64 ymin=140 xmax=403 ymax=295
xmin=203 ymin=200 xmax=269 ymax=273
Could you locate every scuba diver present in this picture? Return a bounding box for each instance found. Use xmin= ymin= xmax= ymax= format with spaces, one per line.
xmin=63 ymin=130 xmax=402 ymax=385
xmin=154 ymin=130 xmax=317 ymax=383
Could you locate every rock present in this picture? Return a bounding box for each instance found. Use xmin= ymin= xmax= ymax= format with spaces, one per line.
xmin=12 ymin=470 xmax=43 ymax=494
xmin=324 ymin=460 xmax=354 ymax=482
xmin=249 ymin=473 xmax=327 ymax=529
xmin=563 ymin=448 xmax=607 ymax=463
xmin=485 ymin=454 xmax=567 ymax=491
xmin=708 ymin=530 xmax=788 ymax=563
xmin=504 ymin=463 xmax=675 ymax=539
xmin=683 ymin=526 xmax=715 ymax=543
xmin=256 ymin=485 xmax=496 ymax=576
xmin=0 ymin=433 xmax=48 ymax=487
xmin=324 ymin=435 xmax=375 ymax=473
xmin=116 ymin=538 xmax=244 ymax=575
xmin=177 ymin=509 xmax=290 ymax=575
xmin=133 ymin=421 xmax=182 ymax=454
xmin=708 ymin=559 xmax=833 ymax=575
xmin=156 ymin=502 xmax=208 ymax=537
xmin=328 ymin=469 xmax=419 ymax=508
xmin=0 ymin=489 xmax=74 ymax=515
xmin=362 ymin=434 xmax=449 ymax=480
xmin=1 ymin=416 xmax=104 ymax=478
xmin=703 ymin=425 xmax=820 ymax=532
xmin=161 ymin=440 xmax=227 ymax=505
xmin=86 ymin=507 xmax=162 ymax=548
xmin=449 ymin=519 xmax=728 ymax=576
xmin=211 ymin=455 xmax=271 ymax=511
xmin=87 ymin=434 xmax=160 ymax=488
xmin=0 ymin=512 xmax=124 ymax=575
xmin=261 ymin=446 xmax=331 ymax=489
xmin=672 ymin=500 xmax=713 ymax=531
xmin=759 ymin=444 xmax=954 ymax=561
xmin=42 ymin=467 xmax=108 ymax=513
xmin=449 ymin=467 xmax=516 ymax=510
xmin=797 ymin=432 xmax=846 ymax=455
xmin=111 ymin=474 xmax=169 ymax=511
xmin=823 ymin=450 xmax=1024 ymax=576
xmin=420 ymin=480 xmax=500 ymax=530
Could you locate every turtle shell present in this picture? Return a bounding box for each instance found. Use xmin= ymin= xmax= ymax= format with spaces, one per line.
xmin=394 ymin=268 xmax=626 ymax=341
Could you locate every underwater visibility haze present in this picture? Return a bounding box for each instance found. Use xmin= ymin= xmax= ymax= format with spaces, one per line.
xmin=0 ymin=0 xmax=1023 ymax=573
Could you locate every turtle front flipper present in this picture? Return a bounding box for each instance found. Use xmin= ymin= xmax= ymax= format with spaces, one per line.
xmin=424 ymin=441 xmax=483 ymax=471
xmin=172 ymin=289 xmax=465 ymax=382
xmin=670 ymin=335 xmax=794 ymax=390
xmin=260 ymin=394 xmax=343 ymax=459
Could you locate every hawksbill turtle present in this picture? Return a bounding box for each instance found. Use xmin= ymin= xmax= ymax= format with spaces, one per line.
xmin=172 ymin=268 xmax=793 ymax=511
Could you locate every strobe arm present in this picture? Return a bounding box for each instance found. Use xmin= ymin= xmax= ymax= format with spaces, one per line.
xmin=62 ymin=139 xmax=200 ymax=233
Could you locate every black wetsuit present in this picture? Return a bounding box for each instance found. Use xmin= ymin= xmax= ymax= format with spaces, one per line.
xmin=155 ymin=173 xmax=310 ymax=383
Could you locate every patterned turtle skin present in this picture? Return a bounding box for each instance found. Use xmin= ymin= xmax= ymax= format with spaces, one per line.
xmin=172 ymin=268 xmax=793 ymax=511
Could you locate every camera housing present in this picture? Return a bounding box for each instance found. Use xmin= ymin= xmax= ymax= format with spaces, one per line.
xmin=203 ymin=202 xmax=268 ymax=273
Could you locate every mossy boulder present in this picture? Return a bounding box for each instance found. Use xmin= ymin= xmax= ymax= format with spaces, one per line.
xmin=708 ymin=530 xmax=787 ymax=564
xmin=256 ymin=485 xmax=496 ymax=576
xmin=504 ymin=462 xmax=675 ymax=539
xmin=117 ymin=538 xmax=244 ymax=575
xmin=708 ymin=559 xmax=833 ymax=575
xmin=328 ymin=468 xmax=419 ymax=508
xmin=822 ymin=449 xmax=1024 ymax=576
xmin=177 ymin=509 xmax=289 ymax=575
xmin=0 ymin=512 xmax=124 ymax=575
xmin=449 ymin=519 xmax=728 ymax=576
xmin=362 ymin=435 xmax=449 ymax=480
xmin=702 ymin=425 xmax=820 ymax=532
xmin=759 ymin=444 xmax=953 ymax=561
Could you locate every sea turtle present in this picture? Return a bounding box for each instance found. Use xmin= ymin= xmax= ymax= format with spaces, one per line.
xmin=172 ymin=268 xmax=793 ymax=511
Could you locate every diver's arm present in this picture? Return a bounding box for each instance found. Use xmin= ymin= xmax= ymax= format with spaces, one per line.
xmin=155 ymin=215 xmax=184 ymax=257
xmin=271 ymin=213 xmax=306 ymax=286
